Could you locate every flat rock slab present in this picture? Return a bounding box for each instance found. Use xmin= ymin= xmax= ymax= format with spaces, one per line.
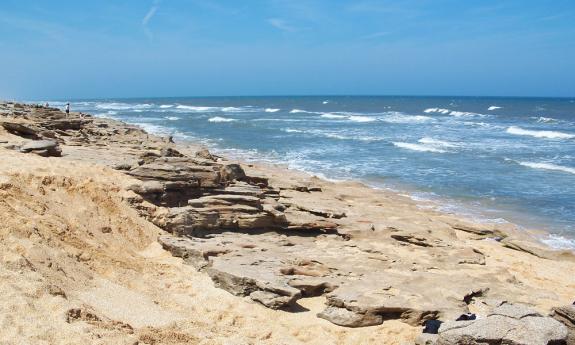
xmin=158 ymin=232 xmax=498 ymax=327
xmin=20 ymin=140 xmax=62 ymax=157
xmin=435 ymin=303 xmax=568 ymax=345
xmin=1 ymin=121 xmax=41 ymax=138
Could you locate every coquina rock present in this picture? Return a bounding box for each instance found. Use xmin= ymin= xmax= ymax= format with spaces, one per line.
xmin=20 ymin=140 xmax=62 ymax=157
xmin=552 ymin=303 xmax=575 ymax=344
xmin=431 ymin=303 xmax=569 ymax=345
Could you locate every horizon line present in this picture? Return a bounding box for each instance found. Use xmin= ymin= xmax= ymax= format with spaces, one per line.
xmin=16 ymin=93 xmax=575 ymax=102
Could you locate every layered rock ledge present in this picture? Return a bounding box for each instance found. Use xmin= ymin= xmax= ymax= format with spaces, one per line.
xmin=1 ymin=101 xmax=574 ymax=344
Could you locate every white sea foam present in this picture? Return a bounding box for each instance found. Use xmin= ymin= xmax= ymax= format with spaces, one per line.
xmin=94 ymin=112 xmax=117 ymax=119
xmin=381 ymin=113 xmax=434 ymax=124
xmin=449 ymin=110 xmax=481 ymax=117
xmin=208 ymin=116 xmax=236 ymax=123
xmin=160 ymin=105 xmax=174 ymax=109
xmin=176 ymin=105 xmax=217 ymax=112
xmin=320 ymin=113 xmax=347 ymax=119
xmin=517 ymin=161 xmax=575 ymax=175
xmin=290 ymin=109 xmax=307 ymax=113
xmin=265 ymin=108 xmax=280 ymax=113
xmin=488 ymin=106 xmax=502 ymax=111
xmin=463 ymin=121 xmax=495 ymax=128
xmin=392 ymin=142 xmax=447 ymax=153
xmin=133 ymin=122 xmax=172 ymax=135
xmin=423 ymin=107 xmax=484 ymax=117
xmin=165 ymin=116 xmax=180 ymax=121
xmin=222 ymin=106 xmax=250 ymax=112
xmin=540 ymin=234 xmax=575 ymax=250
xmin=534 ymin=116 xmax=558 ymax=123
xmin=283 ymin=128 xmax=383 ymax=142
xmin=418 ymin=137 xmax=459 ymax=148
xmin=348 ymin=115 xmax=376 ymax=122
xmin=322 ymin=100 xmax=329 ymax=104
xmin=506 ymin=126 xmax=574 ymax=139
xmin=95 ymin=102 xmax=152 ymax=110
xmin=423 ymin=108 xmax=450 ymax=114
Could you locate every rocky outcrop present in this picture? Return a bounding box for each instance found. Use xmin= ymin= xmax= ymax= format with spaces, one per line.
xmin=552 ymin=303 xmax=575 ymax=344
xmin=4 ymin=101 xmax=573 ymax=336
xmin=1 ymin=121 xmax=41 ymax=139
xmin=38 ymin=118 xmax=91 ymax=131
xmin=418 ymin=303 xmax=569 ymax=345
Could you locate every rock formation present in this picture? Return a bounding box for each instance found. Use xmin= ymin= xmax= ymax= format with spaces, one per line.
xmin=416 ymin=302 xmax=569 ymax=345
xmin=1 ymin=101 xmax=573 ymax=341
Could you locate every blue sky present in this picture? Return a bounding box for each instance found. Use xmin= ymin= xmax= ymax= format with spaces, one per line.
xmin=1 ymin=0 xmax=574 ymax=99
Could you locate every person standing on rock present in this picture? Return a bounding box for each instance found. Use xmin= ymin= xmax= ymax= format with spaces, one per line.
xmin=65 ymin=102 xmax=70 ymax=116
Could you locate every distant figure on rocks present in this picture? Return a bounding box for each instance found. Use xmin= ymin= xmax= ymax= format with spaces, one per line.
xmin=65 ymin=102 xmax=70 ymax=116
xmin=44 ymin=102 xmax=49 ymax=107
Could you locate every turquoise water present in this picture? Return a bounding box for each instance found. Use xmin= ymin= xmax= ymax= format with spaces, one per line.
xmin=48 ymin=96 xmax=575 ymax=248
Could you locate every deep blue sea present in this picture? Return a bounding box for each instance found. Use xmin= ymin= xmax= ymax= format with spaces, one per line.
xmin=45 ymin=96 xmax=575 ymax=249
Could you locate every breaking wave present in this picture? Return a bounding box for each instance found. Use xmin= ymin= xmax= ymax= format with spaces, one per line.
xmin=392 ymin=142 xmax=447 ymax=153
xmin=176 ymin=105 xmax=218 ymax=112
xmin=423 ymin=108 xmax=484 ymax=117
xmin=95 ymin=102 xmax=152 ymax=110
xmin=423 ymin=108 xmax=450 ymax=114
xmin=282 ymin=128 xmax=383 ymax=142
xmin=348 ymin=115 xmax=376 ymax=122
xmin=488 ymin=106 xmax=502 ymax=111
xmin=320 ymin=113 xmax=347 ymax=119
xmin=208 ymin=116 xmax=236 ymax=123
xmin=418 ymin=137 xmax=459 ymax=148
xmin=265 ymin=108 xmax=280 ymax=113
xmin=541 ymin=234 xmax=575 ymax=250
xmin=517 ymin=162 xmax=575 ymax=175
xmin=534 ymin=117 xmax=558 ymax=123
xmin=506 ymin=126 xmax=574 ymax=139
xmin=449 ymin=111 xmax=482 ymax=117
xmin=381 ymin=113 xmax=434 ymax=124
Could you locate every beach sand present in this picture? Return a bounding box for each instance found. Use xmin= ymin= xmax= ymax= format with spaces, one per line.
xmin=0 ymin=102 xmax=573 ymax=344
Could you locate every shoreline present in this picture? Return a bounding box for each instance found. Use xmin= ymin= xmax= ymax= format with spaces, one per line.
xmin=138 ymin=120 xmax=575 ymax=252
xmin=1 ymin=101 xmax=574 ymax=344
xmin=62 ymin=97 xmax=574 ymax=252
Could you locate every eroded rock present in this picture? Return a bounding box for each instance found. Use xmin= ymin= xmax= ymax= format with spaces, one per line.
xmin=20 ymin=140 xmax=62 ymax=157
xmin=437 ymin=303 xmax=568 ymax=345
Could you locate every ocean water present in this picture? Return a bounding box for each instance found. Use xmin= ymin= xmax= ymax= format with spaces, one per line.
xmin=45 ymin=96 xmax=575 ymax=249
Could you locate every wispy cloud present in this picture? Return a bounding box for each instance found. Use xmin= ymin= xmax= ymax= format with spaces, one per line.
xmin=142 ymin=0 xmax=161 ymax=38
xmin=361 ymin=31 xmax=391 ymax=40
xmin=267 ymin=18 xmax=299 ymax=32
xmin=0 ymin=14 xmax=66 ymax=42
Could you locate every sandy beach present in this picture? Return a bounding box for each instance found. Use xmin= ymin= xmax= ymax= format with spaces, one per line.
xmin=1 ymin=102 xmax=574 ymax=344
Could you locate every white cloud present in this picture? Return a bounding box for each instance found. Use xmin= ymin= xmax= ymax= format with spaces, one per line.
xmin=267 ymin=18 xmax=298 ymax=32
xmin=142 ymin=0 xmax=161 ymax=38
